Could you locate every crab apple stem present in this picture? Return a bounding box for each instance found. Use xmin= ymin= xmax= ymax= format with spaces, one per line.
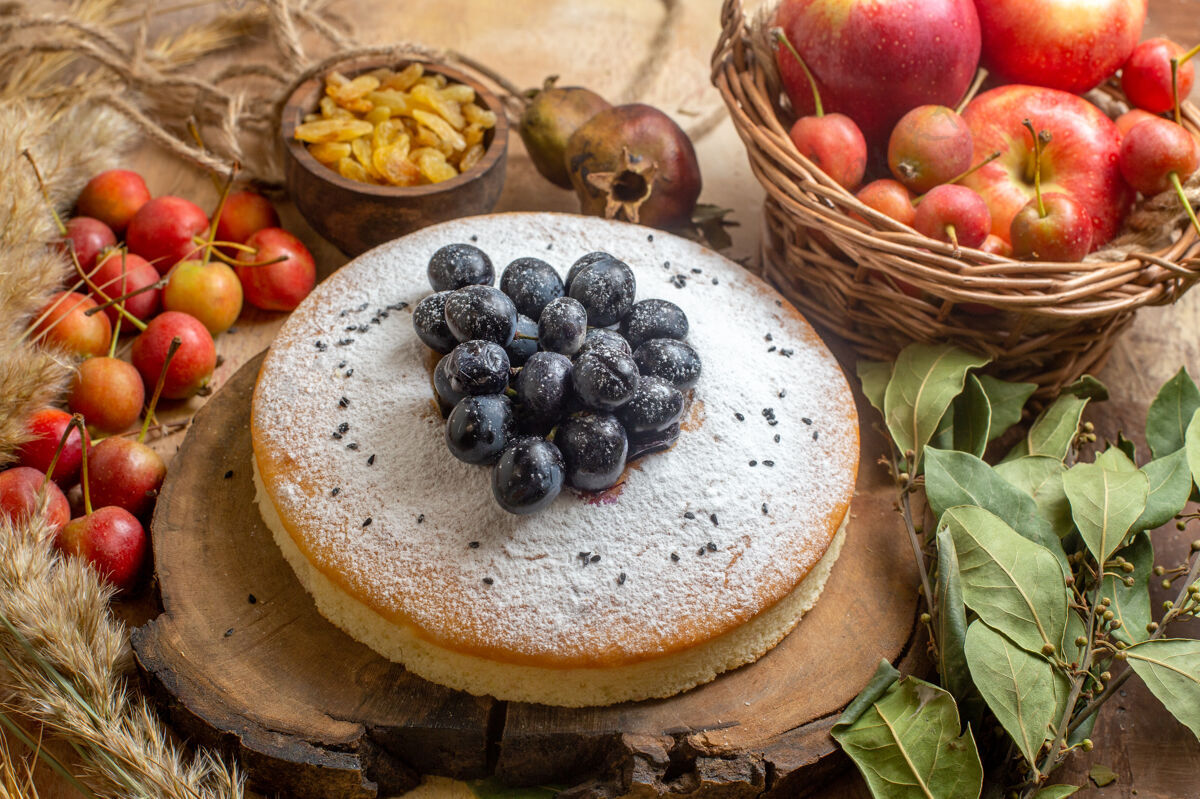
xmin=205 ymin=246 xmax=286 ymax=269
xmin=1021 ymin=119 xmax=1049 ymax=218
xmin=73 ymin=413 xmax=92 ymax=515
xmin=954 ymin=68 xmax=988 ymax=115
xmin=945 ymin=224 xmax=960 ymax=251
xmin=139 ymin=336 xmax=182 ymax=443
xmin=1170 ymin=171 xmax=1200 ymax=239
xmin=21 ymin=150 xmax=67 ymax=236
xmin=41 ymin=415 xmax=85 ymax=495
xmin=946 ymin=150 xmax=1002 ymax=187
xmin=86 ymin=276 xmax=168 ymax=317
xmin=203 ymin=162 xmax=240 ymax=265
xmin=70 ymin=247 xmax=147 ymax=332
xmin=772 ymin=27 xmax=824 ymax=117
xmin=107 ymin=253 xmax=127 ymax=356
xmin=1172 ymin=58 xmax=1183 ymax=126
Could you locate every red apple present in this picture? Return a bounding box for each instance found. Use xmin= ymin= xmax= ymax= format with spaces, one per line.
xmin=775 ymin=0 xmax=981 ymax=148
xmin=215 ymin=190 xmax=279 ymax=246
xmin=87 ymin=438 xmax=166 ymax=520
xmin=0 ymin=467 xmax=70 ymax=533
xmin=126 ymin=196 xmax=210 ymax=274
xmin=61 ymin=216 xmax=116 ymax=273
xmin=1122 ymin=38 xmax=1196 ymax=115
xmin=16 ymin=408 xmax=90 ymax=487
xmin=977 ymin=0 xmax=1146 ymax=94
xmin=89 ymin=250 xmax=162 ymax=326
xmin=68 ymin=357 xmax=145 ymax=434
xmin=1011 ymin=193 xmax=1093 ymax=262
xmin=57 ymin=506 xmax=146 ymax=592
xmin=130 ymin=311 xmax=216 ymax=399
xmin=1119 ymin=117 xmax=1200 ymax=195
xmin=75 ymin=170 xmax=151 ymax=234
xmin=887 ymin=105 xmax=974 ymax=194
xmin=913 ymin=184 xmax=991 ymax=249
xmin=853 ymin=179 xmax=916 ymax=226
xmin=162 ymin=259 xmax=243 ymax=335
xmin=961 ymin=85 xmax=1133 ymax=247
xmin=31 ymin=291 xmax=112 ymax=358
xmin=789 ymin=115 xmax=868 ymax=190
xmin=236 ymin=228 xmax=317 ymax=311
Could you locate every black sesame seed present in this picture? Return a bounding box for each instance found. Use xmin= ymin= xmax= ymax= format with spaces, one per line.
xmin=331 ymin=487 xmax=341 ymax=496
xmin=338 ymin=361 xmax=347 ymax=369
xmin=802 ymin=417 xmax=812 ymax=425
xmin=347 ymin=442 xmax=359 ymax=451
xmin=762 ymin=503 xmax=769 ymax=515
xmin=483 ymin=577 xmax=494 ymax=585
xmin=647 ymin=234 xmax=654 ymax=241
xmin=367 ymin=454 xmax=376 ymax=465
xmin=345 ymin=368 xmax=354 ymax=377
xmin=762 ymin=407 xmax=774 ymax=417
xmin=223 ymin=469 xmax=233 ymax=479
xmin=749 ymin=460 xmax=757 ymax=467
xmin=223 ymin=628 xmax=234 ymax=637
xmin=684 ymin=511 xmax=696 ymax=520
xmin=710 ymin=513 xmax=719 ymax=526
xmin=775 ymin=299 xmax=782 ymax=306
xmin=711 ymin=277 xmax=719 ymax=285
xmin=546 ymin=242 xmax=553 ymax=250
xmin=764 ymin=333 xmax=773 ymax=341
xmin=707 ymin=542 xmax=717 ymax=552
xmin=344 ymin=325 xmax=357 ymax=332
xmin=469 ymin=541 xmax=479 ymax=548
xmin=338 ymin=338 xmax=354 ymax=346
xmin=691 ymin=267 xmax=702 ymax=274
xmin=315 ymin=340 xmax=327 ymax=351
xmin=778 ymin=389 xmax=787 ymax=399
xmin=590 ymin=554 xmax=601 ymax=563
xmin=768 ymin=419 xmax=779 ymax=427
xmin=339 ymin=310 xmax=348 ymax=317
xmin=357 ymin=302 xmax=368 ymax=312
xmin=617 ymin=572 xmax=627 ymax=585
xmin=371 ymin=317 xmax=381 ymax=324
xmin=338 ymin=397 xmax=350 ymax=408
xmin=670 ymin=552 xmax=680 ymax=562
xmin=774 ymin=434 xmax=781 ymax=443
xmin=416 ymin=513 xmax=424 ymax=523
xmin=664 ymin=260 xmax=671 ymax=267
xmin=338 ymin=422 xmax=350 ymax=434
xmin=670 ymin=274 xmax=687 ymax=289
xmin=579 ymin=551 xmax=591 ymax=565
xmin=362 ymin=517 xmax=372 ymax=527
xmin=698 ymin=547 xmax=706 ymax=556
xmin=248 ymin=594 xmax=256 ymax=604
xmin=768 ymin=345 xmax=776 ymax=353
xmin=470 ymin=234 xmax=478 ymax=242
xmin=763 ymin=460 xmax=775 ymax=467
xmin=813 ymin=430 xmax=819 ymax=441
xmin=780 ymin=348 xmax=794 ymax=357
xmin=332 ymin=432 xmax=343 ymax=440
xmin=734 ymin=412 xmax=745 ymax=421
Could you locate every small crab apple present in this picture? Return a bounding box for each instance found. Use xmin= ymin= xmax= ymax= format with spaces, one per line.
xmin=126 ymin=196 xmax=209 ymax=274
xmin=131 ymin=311 xmax=216 ymax=399
xmin=0 ymin=467 xmax=70 ymax=533
xmin=1121 ymin=38 xmax=1196 ymax=115
xmin=1010 ymin=122 xmax=1093 ymax=262
xmin=914 ymin=184 xmax=991 ymax=250
xmin=30 ymin=291 xmax=112 ymax=358
xmin=979 ymin=234 xmax=1013 ymax=257
xmin=888 ymin=105 xmax=975 ymax=194
xmin=61 ymin=216 xmax=116 ymax=273
xmin=68 ymin=356 xmax=145 ymax=434
xmin=235 ymin=228 xmax=317 ymax=311
xmin=162 ymin=259 xmax=243 ymax=336
xmin=1119 ymin=117 xmax=1200 ymax=238
xmin=75 ymin=169 xmax=151 ymax=233
xmin=775 ymin=28 xmax=867 ymax=191
xmin=1115 ymin=108 xmax=1162 ymax=137
xmin=853 ymin=179 xmax=916 ymax=226
xmin=16 ymin=408 xmax=90 ymax=487
xmin=89 ymin=250 xmax=162 ymax=326
xmin=214 ymin=190 xmax=280 ymax=246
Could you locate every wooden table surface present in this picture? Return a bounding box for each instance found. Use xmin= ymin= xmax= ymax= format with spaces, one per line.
xmin=35 ymin=0 xmax=1200 ymax=796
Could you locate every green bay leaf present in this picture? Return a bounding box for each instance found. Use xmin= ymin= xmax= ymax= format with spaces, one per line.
xmin=832 ymin=674 xmax=983 ymax=799
xmin=976 ymin=375 xmax=1036 ymax=443
xmin=1100 ymin=532 xmax=1153 ymax=645
xmin=953 ymin=374 xmax=991 ymax=458
xmin=1124 ymin=638 xmax=1200 ymax=739
xmin=1187 ymin=408 xmax=1200 ymax=494
xmin=1146 ymin=367 xmax=1200 ymax=459
xmin=883 ymin=344 xmax=989 ymax=469
xmin=1062 ymin=461 xmax=1148 ymax=565
xmin=936 ymin=528 xmax=971 ymax=706
xmin=941 ymin=506 xmax=1068 ymax=655
xmin=964 ymin=621 xmax=1065 ymax=766
xmin=994 ymin=456 xmax=1073 ymax=539
xmin=1134 ymin=448 xmax=1192 ymax=533
xmin=1034 ymin=786 xmax=1079 ymax=799
xmin=1004 ymin=395 xmax=1088 ymax=463
xmin=857 ymin=359 xmax=892 ymax=419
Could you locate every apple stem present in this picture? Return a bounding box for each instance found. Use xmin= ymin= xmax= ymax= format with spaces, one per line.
xmin=203 ymin=163 xmax=240 ymax=266
xmin=954 ymin=68 xmax=989 ymax=115
xmin=139 ymin=336 xmax=182 ymax=444
xmin=910 ymin=151 xmax=1002 ymax=207
xmin=203 ymin=244 xmax=286 ymax=269
xmin=1172 ymin=58 xmax=1183 ymax=126
xmin=1021 ymin=119 xmax=1049 ymax=218
xmin=1170 ymin=171 xmax=1200 ymax=240
xmin=40 ymin=416 xmax=83 ymax=495
xmin=107 ymin=252 xmax=127 ymax=357
xmin=70 ymin=247 xmax=147 ymax=332
xmin=85 ymin=275 xmax=169 ymax=318
xmin=772 ymin=27 xmax=824 ymax=118
xmin=21 ymin=150 xmax=68 ymax=236
xmin=945 ymin=224 xmax=960 ymax=252
xmin=75 ymin=413 xmax=92 ymax=516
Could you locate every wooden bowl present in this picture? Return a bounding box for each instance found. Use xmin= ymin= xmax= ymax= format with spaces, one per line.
xmin=281 ymin=56 xmax=509 ymax=256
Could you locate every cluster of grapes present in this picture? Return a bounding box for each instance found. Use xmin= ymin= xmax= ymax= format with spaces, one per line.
xmin=412 ymin=243 xmax=701 ymax=514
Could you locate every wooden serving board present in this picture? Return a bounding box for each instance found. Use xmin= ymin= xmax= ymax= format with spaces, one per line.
xmin=132 ymin=349 xmax=921 ymax=799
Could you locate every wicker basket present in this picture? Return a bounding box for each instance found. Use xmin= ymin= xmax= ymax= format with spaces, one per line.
xmin=711 ymin=0 xmax=1200 ymax=397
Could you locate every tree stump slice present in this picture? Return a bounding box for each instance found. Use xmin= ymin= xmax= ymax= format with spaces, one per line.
xmin=133 ymin=351 xmax=920 ymax=798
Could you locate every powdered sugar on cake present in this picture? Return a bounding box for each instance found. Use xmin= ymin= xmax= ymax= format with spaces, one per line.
xmin=251 ymin=213 xmax=858 ymax=667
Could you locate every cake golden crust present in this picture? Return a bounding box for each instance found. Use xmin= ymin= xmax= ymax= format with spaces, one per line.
xmin=250 ymin=213 xmax=858 ymax=685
